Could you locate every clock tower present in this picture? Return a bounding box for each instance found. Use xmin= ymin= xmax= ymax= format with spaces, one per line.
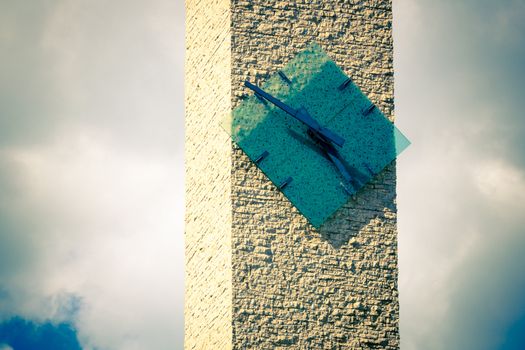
xmin=186 ymin=0 xmax=403 ymax=348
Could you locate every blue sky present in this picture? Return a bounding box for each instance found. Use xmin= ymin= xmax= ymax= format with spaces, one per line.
xmin=0 ymin=317 xmax=81 ymax=350
xmin=0 ymin=0 xmax=524 ymax=349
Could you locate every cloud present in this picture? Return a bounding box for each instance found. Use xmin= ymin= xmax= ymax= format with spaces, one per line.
xmin=0 ymin=126 xmax=184 ymax=349
xmin=0 ymin=0 xmax=184 ymax=349
xmin=0 ymin=1 xmax=64 ymax=147
xmin=394 ymin=0 xmax=525 ymax=349
xmin=3 ymin=0 xmax=522 ymax=349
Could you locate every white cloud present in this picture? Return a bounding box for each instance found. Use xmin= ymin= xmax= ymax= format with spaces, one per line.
xmin=0 ymin=0 xmax=184 ymax=348
xmin=395 ymin=0 xmax=525 ymax=349
xmin=473 ymin=160 xmax=525 ymax=207
xmin=1 ymin=127 xmax=184 ymax=349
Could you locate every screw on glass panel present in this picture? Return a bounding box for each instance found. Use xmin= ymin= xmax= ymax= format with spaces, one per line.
xmin=364 ymin=163 xmax=375 ymax=176
xmin=254 ymin=150 xmax=269 ymax=164
xmin=337 ymin=77 xmax=352 ymax=91
xmin=254 ymin=92 xmax=267 ymax=105
xmin=340 ymin=182 xmax=353 ymax=196
xmin=278 ymin=71 xmax=292 ymax=85
xmin=363 ymin=104 xmax=375 ymax=116
xmin=278 ymin=176 xmax=293 ymax=190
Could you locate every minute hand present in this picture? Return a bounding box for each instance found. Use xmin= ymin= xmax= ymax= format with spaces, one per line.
xmin=245 ymin=80 xmax=345 ymax=147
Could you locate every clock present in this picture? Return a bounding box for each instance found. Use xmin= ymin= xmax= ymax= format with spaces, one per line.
xmin=223 ymin=42 xmax=410 ymax=228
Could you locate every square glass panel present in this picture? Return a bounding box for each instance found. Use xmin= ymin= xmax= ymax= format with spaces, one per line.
xmin=223 ymin=43 xmax=410 ymax=227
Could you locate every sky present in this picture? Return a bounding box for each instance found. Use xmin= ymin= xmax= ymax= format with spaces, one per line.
xmin=0 ymin=0 xmax=524 ymax=350
xmin=394 ymin=0 xmax=525 ymax=349
xmin=0 ymin=0 xmax=184 ymax=349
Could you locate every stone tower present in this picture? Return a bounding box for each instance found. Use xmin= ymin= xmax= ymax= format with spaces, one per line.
xmin=185 ymin=0 xmax=399 ymax=349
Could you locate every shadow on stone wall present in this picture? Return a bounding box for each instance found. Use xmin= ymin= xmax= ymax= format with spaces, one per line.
xmin=318 ymin=162 xmax=397 ymax=249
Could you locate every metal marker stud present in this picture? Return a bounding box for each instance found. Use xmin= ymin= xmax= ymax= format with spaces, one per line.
xmin=338 ymin=78 xmax=352 ymax=91
xmin=278 ymin=176 xmax=293 ymax=190
xmin=254 ymin=150 xmax=269 ymax=164
xmin=363 ymin=104 xmax=375 ymax=116
xmin=364 ymin=163 xmax=374 ymax=176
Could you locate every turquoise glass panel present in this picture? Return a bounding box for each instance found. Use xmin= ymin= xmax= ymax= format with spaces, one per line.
xmin=223 ymin=43 xmax=410 ymax=227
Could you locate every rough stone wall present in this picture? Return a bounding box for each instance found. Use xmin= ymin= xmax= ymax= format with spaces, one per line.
xmin=185 ymin=0 xmax=232 ymax=349
xmin=186 ymin=0 xmax=399 ymax=348
xmin=230 ymin=1 xmax=399 ymax=349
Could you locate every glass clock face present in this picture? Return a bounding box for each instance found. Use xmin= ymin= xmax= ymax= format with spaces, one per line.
xmin=223 ymin=42 xmax=410 ymax=228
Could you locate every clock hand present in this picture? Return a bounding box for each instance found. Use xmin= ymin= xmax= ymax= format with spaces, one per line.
xmin=306 ymin=128 xmax=355 ymax=192
xmin=245 ymin=80 xmax=354 ymax=192
xmin=245 ymin=80 xmax=345 ymax=148
xmin=326 ymin=151 xmax=353 ymax=184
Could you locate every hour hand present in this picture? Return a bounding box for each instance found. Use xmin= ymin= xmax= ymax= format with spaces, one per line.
xmin=244 ymin=80 xmax=345 ymax=147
